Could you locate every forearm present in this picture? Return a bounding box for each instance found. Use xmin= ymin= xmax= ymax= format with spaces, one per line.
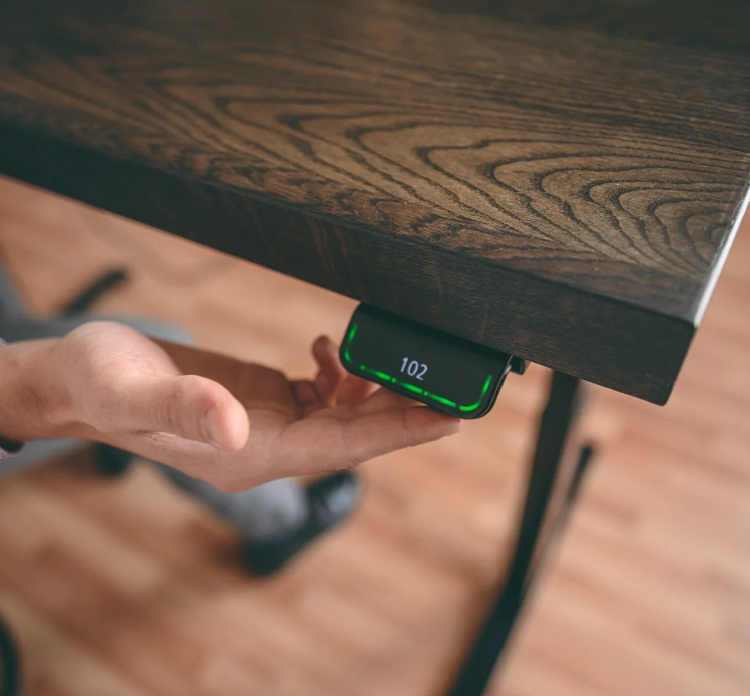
xmin=0 ymin=338 xmax=77 ymax=442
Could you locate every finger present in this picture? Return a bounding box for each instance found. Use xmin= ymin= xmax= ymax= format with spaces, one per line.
xmin=112 ymin=374 xmax=250 ymax=451
xmin=281 ymin=406 xmax=461 ymax=473
xmin=342 ymin=408 xmax=461 ymax=466
xmin=292 ymin=379 xmax=322 ymax=410
xmin=354 ymin=386 xmax=422 ymax=414
xmin=337 ymin=374 xmax=378 ymax=405
xmin=312 ymin=335 xmax=346 ymax=405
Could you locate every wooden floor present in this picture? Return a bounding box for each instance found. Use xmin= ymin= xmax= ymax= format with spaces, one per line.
xmin=0 ymin=174 xmax=748 ymax=696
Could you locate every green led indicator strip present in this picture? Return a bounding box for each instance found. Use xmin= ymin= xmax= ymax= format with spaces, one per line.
xmin=458 ymin=375 xmax=493 ymax=412
xmin=343 ymin=324 xmax=358 ymax=363
xmin=360 ymin=365 xmax=391 ymax=382
xmin=343 ymin=324 xmax=491 ymax=412
xmin=424 ymin=392 xmax=457 ymax=407
xmin=394 ymin=379 xmax=424 ymax=396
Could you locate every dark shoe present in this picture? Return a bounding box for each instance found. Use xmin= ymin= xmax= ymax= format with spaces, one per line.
xmin=241 ymin=472 xmax=362 ymax=577
xmin=95 ymin=444 xmax=135 ymax=478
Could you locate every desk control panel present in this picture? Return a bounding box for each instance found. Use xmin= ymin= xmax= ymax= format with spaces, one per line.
xmin=340 ymin=304 xmax=526 ymax=419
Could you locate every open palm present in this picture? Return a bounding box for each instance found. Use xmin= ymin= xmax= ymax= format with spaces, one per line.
xmin=57 ymin=322 xmax=460 ymax=491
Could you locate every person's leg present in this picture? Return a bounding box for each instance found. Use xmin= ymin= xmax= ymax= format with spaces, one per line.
xmin=0 ymin=310 xmax=361 ymax=573
xmin=104 ymin=319 xmax=362 ymax=574
xmin=161 ymin=467 xmax=309 ymax=538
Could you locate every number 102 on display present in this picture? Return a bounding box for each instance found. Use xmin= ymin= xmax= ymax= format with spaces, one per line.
xmin=400 ymin=357 xmax=428 ymax=380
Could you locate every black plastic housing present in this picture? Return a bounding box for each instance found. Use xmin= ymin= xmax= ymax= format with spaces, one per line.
xmin=339 ymin=304 xmax=514 ymax=419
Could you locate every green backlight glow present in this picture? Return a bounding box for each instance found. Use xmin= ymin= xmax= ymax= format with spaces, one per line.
xmin=458 ymin=375 xmax=493 ymax=412
xmin=360 ymin=365 xmax=392 ymax=382
xmin=343 ymin=321 xmax=491 ymax=412
xmin=423 ymin=392 xmax=457 ymax=407
xmin=392 ymin=378 xmax=424 ymax=395
xmin=343 ymin=325 xmax=356 ymax=366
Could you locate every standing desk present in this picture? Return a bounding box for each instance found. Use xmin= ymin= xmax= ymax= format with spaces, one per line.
xmin=1 ymin=2 xmax=749 ymax=693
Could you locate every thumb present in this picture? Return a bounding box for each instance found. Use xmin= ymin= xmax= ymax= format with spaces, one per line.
xmin=112 ymin=374 xmax=250 ymax=450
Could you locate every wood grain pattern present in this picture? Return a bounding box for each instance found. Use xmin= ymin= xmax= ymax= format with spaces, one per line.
xmin=0 ymin=0 xmax=749 ymax=403
xmin=1 ymin=177 xmax=750 ymax=696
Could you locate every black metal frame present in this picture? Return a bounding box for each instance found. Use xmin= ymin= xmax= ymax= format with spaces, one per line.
xmin=447 ymin=371 xmax=593 ymax=696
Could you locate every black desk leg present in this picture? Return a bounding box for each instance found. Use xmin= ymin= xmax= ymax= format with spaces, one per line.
xmin=446 ymin=371 xmax=594 ymax=696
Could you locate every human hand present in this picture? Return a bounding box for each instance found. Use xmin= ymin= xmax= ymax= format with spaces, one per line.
xmin=14 ymin=321 xmax=459 ymax=490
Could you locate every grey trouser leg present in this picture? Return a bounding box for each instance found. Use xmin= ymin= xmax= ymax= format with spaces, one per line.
xmin=161 ymin=467 xmax=311 ymax=540
xmin=0 ymin=272 xmax=308 ymax=539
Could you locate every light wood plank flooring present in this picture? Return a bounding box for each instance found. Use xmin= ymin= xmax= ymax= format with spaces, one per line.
xmin=0 ymin=175 xmax=748 ymax=696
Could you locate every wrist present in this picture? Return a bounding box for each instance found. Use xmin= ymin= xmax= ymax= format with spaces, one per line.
xmin=0 ymin=338 xmax=77 ymax=441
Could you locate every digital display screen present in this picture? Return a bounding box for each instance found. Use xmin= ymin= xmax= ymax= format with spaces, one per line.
xmin=339 ymin=305 xmax=512 ymax=419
